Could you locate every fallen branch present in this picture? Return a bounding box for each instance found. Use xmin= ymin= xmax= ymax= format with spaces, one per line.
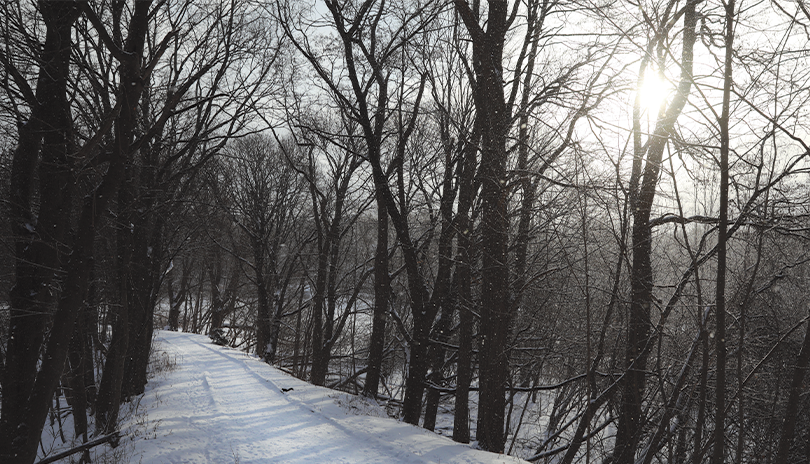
xmin=328 ymin=367 xmax=368 ymax=390
xmin=424 ymin=372 xmax=606 ymax=394
xmin=35 ymin=432 xmax=120 ymax=464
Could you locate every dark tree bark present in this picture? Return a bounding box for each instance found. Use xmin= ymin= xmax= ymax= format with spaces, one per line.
xmin=265 ymin=230 xmax=300 ymax=363
xmin=254 ymin=234 xmax=273 ymax=360
xmin=307 ymin=150 xmax=359 ymax=385
xmin=363 ymin=189 xmax=390 ymax=398
xmin=691 ymin=315 xmax=710 ymax=464
xmin=64 ymin=314 xmax=91 ymax=444
xmin=91 ymin=0 xmax=154 ymax=436
xmin=278 ymin=1 xmax=441 ymax=422
xmin=422 ymin=123 xmax=460 ymax=431
xmin=208 ymin=256 xmax=226 ymax=332
xmin=711 ymin=2 xmax=734 ymax=462
xmin=167 ymin=260 xmax=191 ymax=331
xmin=0 ymin=0 xmax=152 ymax=448
xmin=95 ymin=219 xmax=131 ymax=434
xmin=422 ymin=301 xmax=455 ymax=432
xmin=24 ymin=163 xmax=128 ymax=461
xmin=1 ymin=4 xmax=82 ymax=460
xmin=774 ymin=316 xmax=810 ymax=464
xmin=614 ymin=2 xmax=698 ymax=462
xmin=454 ymin=0 xmax=512 ymax=452
xmin=452 ymin=121 xmax=479 ymax=443
xmin=121 ymin=174 xmax=166 ymax=399
xmin=209 ymin=263 xmax=240 ymax=334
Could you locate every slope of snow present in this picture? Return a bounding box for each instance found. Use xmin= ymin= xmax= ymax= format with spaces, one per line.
xmin=121 ymin=330 xmax=528 ymax=464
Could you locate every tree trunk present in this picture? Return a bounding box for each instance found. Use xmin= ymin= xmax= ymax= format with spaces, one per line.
xmin=265 ymin=260 xmax=291 ymax=363
xmin=292 ymin=277 xmax=305 ymax=376
xmin=402 ymin=316 xmax=433 ymax=424
xmin=422 ymin=131 xmax=459 ymax=431
xmin=452 ymin=121 xmax=479 ymax=444
xmin=122 ymin=210 xmax=162 ymax=398
xmin=309 ymin=223 xmax=329 ymax=385
xmin=82 ymin=278 xmax=99 ymax=405
xmin=96 ymin=174 xmax=137 ymax=433
xmin=208 ymin=258 xmax=225 ymax=331
xmin=773 ymin=315 xmax=810 ymax=464
xmin=711 ymin=2 xmax=734 ymax=462
xmin=255 ymin=242 xmax=273 ymax=361
xmin=95 ymin=289 xmax=129 ymax=435
xmin=614 ymin=3 xmax=698 ymax=461
xmin=422 ymin=302 xmax=454 ymax=431
xmin=363 ymin=191 xmax=390 ymax=398
xmin=92 ymin=0 xmax=154 ymax=439
xmin=309 ymin=151 xmax=355 ymax=383
xmin=65 ymin=318 xmax=90 ymax=443
xmin=1 ymin=4 xmax=81 ymax=461
xmin=691 ymin=311 xmax=710 ymax=464
xmin=455 ymin=0 xmax=511 ymax=452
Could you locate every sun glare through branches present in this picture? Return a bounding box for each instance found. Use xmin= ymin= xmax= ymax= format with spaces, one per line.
xmin=637 ymin=72 xmax=672 ymax=116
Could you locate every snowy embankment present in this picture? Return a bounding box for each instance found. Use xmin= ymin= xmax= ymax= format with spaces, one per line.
xmin=119 ymin=331 xmax=527 ymax=464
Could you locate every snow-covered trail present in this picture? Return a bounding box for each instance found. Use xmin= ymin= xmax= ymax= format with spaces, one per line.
xmin=128 ymin=331 xmax=527 ymax=464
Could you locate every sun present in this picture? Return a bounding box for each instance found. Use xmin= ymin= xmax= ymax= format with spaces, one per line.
xmin=636 ymin=73 xmax=672 ymax=116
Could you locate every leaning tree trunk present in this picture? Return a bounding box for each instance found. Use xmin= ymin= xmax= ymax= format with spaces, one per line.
xmin=94 ymin=266 xmax=130 ymax=434
xmin=94 ymin=0 xmax=154 ymax=438
xmin=422 ymin=302 xmax=455 ymax=431
xmin=3 ymin=0 xmax=145 ymax=448
xmin=614 ymin=3 xmax=698 ymax=462
xmin=0 ymin=4 xmax=81 ymax=461
xmin=96 ymin=166 xmax=137 ymax=434
xmin=773 ymin=315 xmax=810 ymax=464
xmin=422 ymin=133 xmax=459 ymax=431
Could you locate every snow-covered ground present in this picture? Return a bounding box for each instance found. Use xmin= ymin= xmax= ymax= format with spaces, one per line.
xmin=111 ymin=330 xmax=528 ymax=463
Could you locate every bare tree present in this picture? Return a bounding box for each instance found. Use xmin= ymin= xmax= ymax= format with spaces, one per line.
xmin=219 ymin=135 xmax=305 ymax=362
xmin=2 ymin=0 xmax=153 ymax=458
xmin=1 ymin=0 xmax=282 ymax=459
xmin=611 ymin=1 xmax=699 ymax=461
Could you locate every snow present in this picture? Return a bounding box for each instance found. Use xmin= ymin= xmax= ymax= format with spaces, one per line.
xmin=121 ymin=330 xmax=528 ymax=464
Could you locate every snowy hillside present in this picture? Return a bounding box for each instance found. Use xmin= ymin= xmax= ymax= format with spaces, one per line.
xmin=103 ymin=331 xmax=528 ymax=464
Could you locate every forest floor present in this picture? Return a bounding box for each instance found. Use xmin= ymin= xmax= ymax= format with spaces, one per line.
xmin=89 ymin=330 xmax=528 ymax=463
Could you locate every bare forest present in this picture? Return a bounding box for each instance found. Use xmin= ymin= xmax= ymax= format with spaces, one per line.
xmin=3 ymin=1 xmax=810 ymax=463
